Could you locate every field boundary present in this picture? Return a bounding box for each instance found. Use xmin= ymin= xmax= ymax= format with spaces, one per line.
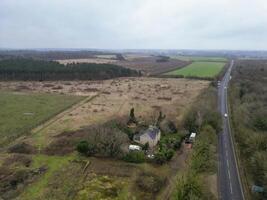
xmin=31 ymin=95 xmax=98 ymax=135
xmin=152 ymin=61 xmax=192 ymax=75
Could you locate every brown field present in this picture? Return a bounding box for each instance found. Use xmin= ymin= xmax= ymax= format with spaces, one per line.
xmin=56 ymin=58 xmax=117 ymax=65
xmin=114 ymin=57 xmax=190 ymax=75
xmin=55 ymin=55 xmax=190 ymax=75
xmin=0 ymin=78 xmax=209 ymax=148
xmin=123 ymin=53 xmax=152 ymax=61
xmin=95 ymin=54 xmax=117 ymax=59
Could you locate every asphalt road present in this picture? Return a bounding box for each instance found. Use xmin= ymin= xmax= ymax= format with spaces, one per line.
xmin=218 ymin=60 xmax=245 ymax=200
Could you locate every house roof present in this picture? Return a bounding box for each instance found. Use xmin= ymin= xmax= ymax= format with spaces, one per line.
xmin=135 ymin=125 xmax=160 ymax=140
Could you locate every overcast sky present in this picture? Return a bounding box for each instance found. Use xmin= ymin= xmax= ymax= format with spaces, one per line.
xmin=1 ymin=0 xmax=267 ymax=50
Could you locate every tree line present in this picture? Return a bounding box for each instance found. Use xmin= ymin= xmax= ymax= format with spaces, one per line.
xmin=0 ymin=58 xmax=140 ymax=81
xmin=229 ymin=60 xmax=267 ymax=200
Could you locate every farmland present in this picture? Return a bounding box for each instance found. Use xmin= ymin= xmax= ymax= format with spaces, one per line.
xmin=0 ymin=91 xmax=83 ymax=147
xmin=165 ymin=61 xmax=225 ymax=78
xmin=56 ymin=55 xmax=191 ymax=76
xmin=172 ymin=55 xmax=227 ymax=62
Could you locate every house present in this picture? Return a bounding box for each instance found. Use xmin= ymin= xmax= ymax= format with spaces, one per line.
xmin=133 ymin=125 xmax=161 ymax=148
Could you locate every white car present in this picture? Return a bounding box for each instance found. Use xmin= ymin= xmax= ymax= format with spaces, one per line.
xmin=224 ymin=113 xmax=228 ymax=117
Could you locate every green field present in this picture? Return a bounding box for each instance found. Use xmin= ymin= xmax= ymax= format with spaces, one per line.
xmin=172 ymin=56 xmax=227 ymax=62
xmin=165 ymin=61 xmax=225 ymax=78
xmin=0 ymin=92 xmax=83 ymax=146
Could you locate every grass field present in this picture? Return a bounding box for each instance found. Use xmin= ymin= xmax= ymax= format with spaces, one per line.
xmin=0 ymin=91 xmax=83 ymax=146
xmin=172 ymin=56 xmax=227 ymax=62
xmin=165 ymin=61 xmax=225 ymax=78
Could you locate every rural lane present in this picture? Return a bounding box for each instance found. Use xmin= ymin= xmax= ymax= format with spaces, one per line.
xmin=218 ymin=60 xmax=245 ymax=200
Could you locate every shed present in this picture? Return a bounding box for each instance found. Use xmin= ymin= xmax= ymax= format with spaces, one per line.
xmin=129 ymin=144 xmax=141 ymax=151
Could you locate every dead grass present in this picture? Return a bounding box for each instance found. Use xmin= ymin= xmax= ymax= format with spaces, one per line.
xmin=0 ymin=78 xmax=209 ymax=149
xmin=57 ymin=58 xmax=117 ymax=65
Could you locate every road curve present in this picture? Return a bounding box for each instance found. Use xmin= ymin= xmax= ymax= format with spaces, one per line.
xmin=218 ymin=60 xmax=245 ymax=200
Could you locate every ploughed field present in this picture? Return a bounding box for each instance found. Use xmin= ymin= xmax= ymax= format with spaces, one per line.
xmin=0 ymin=77 xmax=209 ymax=200
xmin=164 ymin=61 xmax=226 ymax=78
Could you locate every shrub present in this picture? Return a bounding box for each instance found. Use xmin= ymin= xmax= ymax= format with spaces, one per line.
xmin=174 ymin=139 xmax=182 ymax=149
xmin=76 ymin=141 xmax=96 ymax=156
xmin=253 ymin=117 xmax=267 ymax=131
xmin=203 ymin=111 xmax=222 ymax=133
xmin=154 ymin=151 xmax=167 ymax=164
xmin=143 ymin=142 xmax=149 ymax=151
xmin=165 ymin=149 xmax=175 ymax=161
xmin=183 ymin=110 xmax=198 ymax=133
xmin=159 ymin=134 xmax=182 ymax=150
xmin=123 ymin=151 xmax=145 ymax=163
xmin=173 ymin=171 xmax=203 ymax=200
xmin=136 ymin=172 xmax=165 ymax=193
xmin=76 ymin=141 xmax=89 ymax=155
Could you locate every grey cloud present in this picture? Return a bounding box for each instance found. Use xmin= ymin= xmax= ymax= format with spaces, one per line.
xmin=0 ymin=0 xmax=266 ymax=50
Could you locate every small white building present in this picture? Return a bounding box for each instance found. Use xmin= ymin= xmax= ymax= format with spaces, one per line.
xmin=189 ymin=132 xmax=196 ymax=142
xmin=190 ymin=132 xmax=196 ymax=138
xmin=129 ymin=144 xmax=142 ymax=151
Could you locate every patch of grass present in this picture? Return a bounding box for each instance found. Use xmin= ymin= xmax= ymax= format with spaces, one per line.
xmin=0 ymin=91 xmax=83 ymax=146
xmin=172 ymin=56 xmax=227 ymax=62
xmin=76 ymin=174 xmax=129 ymax=200
xmin=19 ymin=154 xmax=72 ymax=200
xmin=165 ymin=61 xmax=225 ymax=78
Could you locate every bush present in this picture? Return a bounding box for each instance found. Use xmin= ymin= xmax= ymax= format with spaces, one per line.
xmin=154 ymin=151 xmax=167 ymax=164
xmin=183 ymin=110 xmax=198 ymax=133
xmin=143 ymin=142 xmax=149 ymax=151
xmin=159 ymin=134 xmax=183 ymax=150
xmin=76 ymin=141 xmax=89 ymax=155
xmin=173 ymin=171 xmax=203 ymax=200
xmin=165 ymin=149 xmax=175 ymax=161
xmin=154 ymin=148 xmax=175 ymax=164
xmin=203 ymin=111 xmax=222 ymax=133
xmin=136 ymin=172 xmax=165 ymax=193
xmin=76 ymin=141 xmax=96 ymax=156
xmin=253 ymin=117 xmax=267 ymax=131
xmin=123 ymin=151 xmax=145 ymax=163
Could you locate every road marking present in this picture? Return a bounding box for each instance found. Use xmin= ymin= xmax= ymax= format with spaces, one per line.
xmin=227 ymin=159 xmax=230 ymax=168
xmin=230 ymin=181 xmax=233 ymax=194
xmin=227 ymin=168 xmax=233 ymax=194
xmin=228 ymin=169 xmax=231 ymax=179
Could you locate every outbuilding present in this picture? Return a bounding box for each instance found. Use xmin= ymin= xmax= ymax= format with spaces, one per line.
xmin=189 ymin=132 xmax=196 ymax=142
xmin=129 ymin=144 xmax=142 ymax=151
